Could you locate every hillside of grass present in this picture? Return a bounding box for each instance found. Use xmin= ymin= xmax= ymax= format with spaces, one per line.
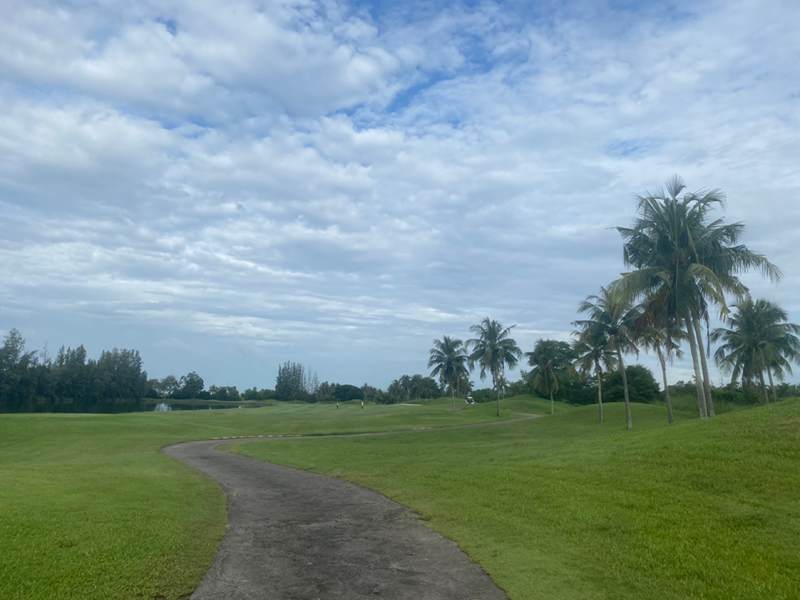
xmin=0 ymin=398 xmax=530 ymax=600
xmin=233 ymin=399 xmax=800 ymax=600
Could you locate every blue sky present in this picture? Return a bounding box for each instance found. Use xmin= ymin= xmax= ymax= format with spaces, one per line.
xmin=1 ymin=0 xmax=799 ymax=390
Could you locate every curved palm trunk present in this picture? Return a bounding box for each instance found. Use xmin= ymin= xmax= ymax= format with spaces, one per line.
xmin=656 ymin=344 xmax=674 ymax=425
xmin=759 ymin=371 xmax=770 ymax=405
xmin=596 ymin=361 xmax=603 ymax=423
xmin=685 ymin=317 xmax=708 ymax=419
xmin=615 ymin=346 xmax=633 ymax=429
xmin=693 ymin=318 xmax=716 ymax=418
xmin=767 ymin=369 xmax=778 ymax=403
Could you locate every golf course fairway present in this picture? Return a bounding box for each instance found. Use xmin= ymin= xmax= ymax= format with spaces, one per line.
xmin=2 ymin=396 xmax=799 ymax=599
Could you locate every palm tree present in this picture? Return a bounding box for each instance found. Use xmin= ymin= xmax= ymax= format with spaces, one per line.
xmin=574 ymin=285 xmax=640 ymax=429
xmin=526 ymin=339 xmax=562 ymax=415
xmin=467 ymin=317 xmax=522 ymax=417
xmin=711 ymin=298 xmax=800 ymax=404
xmin=387 ymin=379 xmax=403 ymax=404
xmin=636 ymin=319 xmax=684 ymax=424
xmin=571 ymin=326 xmax=618 ymax=423
xmin=399 ymin=374 xmax=411 ymax=403
xmin=428 ymin=335 xmax=469 ymax=412
xmin=616 ymin=176 xmax=780 ymax=419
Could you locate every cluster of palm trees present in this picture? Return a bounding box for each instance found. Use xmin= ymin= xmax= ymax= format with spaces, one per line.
xmin=385 ymin=374 xmax=440 ymax=403
xmin=428 ymin=319 xmax=522 ymax=416
xmin=429 ymin=177 xmax=799 ymax=429
xmin=572 ymin=176 xmax=798 ymax=428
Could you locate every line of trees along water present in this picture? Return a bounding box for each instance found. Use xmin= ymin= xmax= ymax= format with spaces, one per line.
xmin=0 ymin=330 xmax=147 ymax=413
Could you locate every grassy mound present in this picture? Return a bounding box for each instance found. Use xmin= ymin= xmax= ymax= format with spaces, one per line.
xmin=234 ymin=400 xmax=800 ymax=600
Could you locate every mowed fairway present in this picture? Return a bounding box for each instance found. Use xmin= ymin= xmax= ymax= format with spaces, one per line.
xmin=233 ymin=399 xmax=800 ymax=600
xmin=0 ymin=399 xmax=520 ymax=600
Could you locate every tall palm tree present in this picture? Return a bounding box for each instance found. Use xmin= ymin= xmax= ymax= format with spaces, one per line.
xmin=574 ymin=285 xmax=640 ymax=429
xmin=636 ymin=319 xmax=684 ymax=424
xmin=526 ymin=339 xmax=562 ymax=415
xmin=571 ymin=326 xmax=618 ymax=423
xmin=616 ymin=176 xmax=780 ymax=419
xmin=711 ymin=298 xmax=800 ymax=404
xmin=467 ymin=317 xmax=522 ymax=417
xmin=428 ymin=335 xmax=469 ymax=412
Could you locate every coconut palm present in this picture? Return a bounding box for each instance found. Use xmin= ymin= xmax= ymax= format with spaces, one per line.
xmin=467 ymin=317 xmax=522 ymax=417
xmin=428 ymin=335 xmax=469 ymax=412
xmin=636 ymin=319 xmax=684 ymax=424
xmin=571 ymin=326 xmax=618 ymax=423
xmin=711 ymin=298 xmax=800 ymax=404
xmin=574 ymin=285 xmax=640 ymax=429
xmin=616 ymin=175 xmax=780 ymax=419
xmin=526 ymin=339 xmax=563 ymax=415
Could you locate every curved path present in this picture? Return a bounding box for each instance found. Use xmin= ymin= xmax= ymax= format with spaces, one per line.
xmin=162 ymin=415 xmax=540 ymax=599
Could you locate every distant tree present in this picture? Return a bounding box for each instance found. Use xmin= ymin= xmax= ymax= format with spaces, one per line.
xmin=242 ymin=387 xmax=276 ymax=401
xmin=574 ymin=286 xmax=640 ymax=429
xmin=176 ymin=372 xmax=204 ymax=399
xmin=304 ymin=369 xmax=319 ymax=395
xmin=387 ymin=379 xmax=404 ymax=404
xmin=604 ymin=365 xmax=661 ymax=405
xmin=571 ymin=327 xmax=617 ymax=422
xmin=711 ymin=298 xmax=800 ymax=404
xmin=157 ymin=375 xmax=180 ymax=397
xmin=637 ymin=319 xmax=684 ymax=424
xmin=362 ymin=383 xmax=381 ymax=403
xmin=144 ymin=379 xmax=161 ymax=399
xmin=209 ymin=385 xmax=241 ymax=402
xmin=314 ymin=381 xmax=336 ymax=403
xmin=526 ymin=339 xmax=571 ymax=415
xmin=275 ymin=362 xmax=308 ymax=402
xmin=428 ymin=335 xmax=469 ymax=412
xmin=467 ymin=317 xmax=522 ymax=417
xmin=334 ymin=384 xmax=364 ymax=403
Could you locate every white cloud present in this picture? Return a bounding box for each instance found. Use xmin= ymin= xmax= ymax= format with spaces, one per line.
xmin=1 ymin=0 xmax=799 ymax=388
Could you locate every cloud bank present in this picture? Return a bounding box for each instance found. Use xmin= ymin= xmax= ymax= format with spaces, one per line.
xmin=1 ymin=0 xmax=799 ymax=388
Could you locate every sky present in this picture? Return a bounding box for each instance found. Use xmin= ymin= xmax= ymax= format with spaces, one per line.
xmin=1 ymin=0 xmax=799 ymax=391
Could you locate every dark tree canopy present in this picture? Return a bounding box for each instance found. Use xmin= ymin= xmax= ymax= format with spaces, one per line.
xmin=604 ymin=365 xmax=660 ymax=405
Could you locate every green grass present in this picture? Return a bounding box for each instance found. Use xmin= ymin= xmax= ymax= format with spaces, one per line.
xmin=233 ymin=399 xmax=800 ymax=600
xmin=0 ymin=399 xmax=532 ymax=600
xmin=665 ymin=393 xmax=755 ymax=415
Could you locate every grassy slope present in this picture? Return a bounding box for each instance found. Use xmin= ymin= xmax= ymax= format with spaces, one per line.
xmin=234 ymin=400 xmax=800 ymax=600
xmin=0 ymin=399 xmax=522 ymax=600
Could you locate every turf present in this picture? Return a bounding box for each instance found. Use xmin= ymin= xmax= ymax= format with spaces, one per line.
xmin=0 ymin=398 xmax=531 ymax=600
xmin=233 ymin=399 xmax=800 ymax=600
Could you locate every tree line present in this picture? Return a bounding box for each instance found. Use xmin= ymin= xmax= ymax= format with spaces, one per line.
xmin=0 ymin=330 xmax=147 ymax=413
xmin=273 ymin=361 xmax=441 ymax=404
xmin=427 ymin=176 xmax=800 ymax=426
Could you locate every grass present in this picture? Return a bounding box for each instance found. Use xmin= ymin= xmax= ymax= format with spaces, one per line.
xmin=0 ymin=398 xmax=531 ymax=600
xmin=232 ymin=399 xmax=800 ymax=600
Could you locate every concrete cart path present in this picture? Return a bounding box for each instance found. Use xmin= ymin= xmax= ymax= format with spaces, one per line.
xmin=163 ymin=416 xmax=541 ymax=599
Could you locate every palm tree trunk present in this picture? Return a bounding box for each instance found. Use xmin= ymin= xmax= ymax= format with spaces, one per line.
xmin=550 ymin=390 xmax=554 ymax=415
xmin=596 ymin=362 xmax=603 ymax=423
xmin=693 ymin=318 xmax=716 ymax=418
xmin=615 ymin=347 xmax=633 ymax=429
xmin=767 ymin=369 xmax=778 ymax=403
xmin=656 ymin=345 xmax=674 ymax=425
xmin=685 ymin=317 xmax=708 ymax=419
xmin=494 ymin=371 xmax=500 ymax=417
xmin=759 ymin=371 xmax=770 ymax=405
